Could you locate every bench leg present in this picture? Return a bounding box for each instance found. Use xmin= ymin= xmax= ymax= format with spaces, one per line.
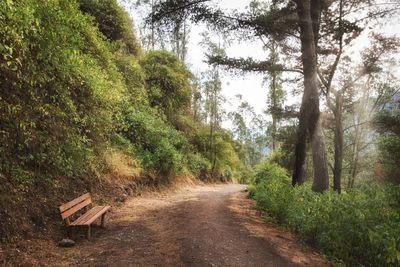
xmin=67 ymin=227 xmax=72 ymax=238
xmin=87 ymin=225 xmax=91 ymax=240
xmin=101 ymin=213 xmax=106 ymax=228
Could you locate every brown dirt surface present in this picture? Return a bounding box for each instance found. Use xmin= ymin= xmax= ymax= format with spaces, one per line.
xmin=2 ymin=184 xmax=331 ymax=267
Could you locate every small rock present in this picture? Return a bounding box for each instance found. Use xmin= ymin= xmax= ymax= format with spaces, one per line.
xmin=58 ymin=238 xmax=75 ymax=247
xmin=116 ymin=193 xmax=128 ymax=203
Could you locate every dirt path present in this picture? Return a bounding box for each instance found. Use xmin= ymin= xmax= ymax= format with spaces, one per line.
xmin=13 ymin=184 xmax=330 ymax=267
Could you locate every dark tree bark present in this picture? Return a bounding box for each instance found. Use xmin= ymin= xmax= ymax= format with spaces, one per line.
xmin=333 ymin=94 xmax=343 ymax=193
xmin=292 ymin=0 xmax=329 ymax=192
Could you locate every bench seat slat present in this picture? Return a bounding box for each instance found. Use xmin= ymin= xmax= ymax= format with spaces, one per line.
xmin=61 ymin=198 xmax=92 ymax=220
xmin=59 ymin=193 xmax=91 ymax=213
xmin=84 ymin=206 xmax=111 ymax=225
xmin=70 ymin=206 xmax=103 ymax=225
xmin=71 ymin=205 xmax=111 ymax=226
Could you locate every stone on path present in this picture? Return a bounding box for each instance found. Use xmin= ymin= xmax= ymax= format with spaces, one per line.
xmin=58 ymin=238 xmax=76 ymax=248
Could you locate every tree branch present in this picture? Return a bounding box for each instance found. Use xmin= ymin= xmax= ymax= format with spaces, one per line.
xmin=343 ymin=121 xmax=370 ymax=132
xmin=207 ymin=55 xmax=303 ymax=74
xmin=151 ymin=0 xmax=211 ymax=22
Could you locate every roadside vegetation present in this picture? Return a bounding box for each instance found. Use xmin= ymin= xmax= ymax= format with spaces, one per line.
xmin=0 ymin=0 xmax=259 ymax=243
xmin=248 ymin=160 xmax=400 ymax=266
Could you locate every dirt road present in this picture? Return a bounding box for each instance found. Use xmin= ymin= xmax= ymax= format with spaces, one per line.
xmin=19 ymin=184 xmax=329 ymax=266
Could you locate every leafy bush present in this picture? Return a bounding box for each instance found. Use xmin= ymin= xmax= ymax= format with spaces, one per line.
xmin=142 ymin=51 xmax=192 ymax=119
xmin=212 ymin=133 xmax=242 ymax=180
xmin=378 ymin=133 xmax=400 ymax=184
xmin=191 ymin=127 xmax=245 ymax=181
xmin=253 ymin=160 xmax=291 ymax=185
xmin=78 ymin=0 xmax=141 ymax=55
xmin=251 ymin=161 xmax=293 ymax=222
xmin=0 ymin=0 xmax=127 ymax=183
xmin=374 ymin=110 xmax=400 ymax=184
xmin=269 ymin=125 xmax=297 ymax=171
xmin=186 ymin=153 xmax=211 ymax=178
xmin=115 ymin=53 xmax=147 ymax=104
xmin=122 ymin=108 xmax=187 ymax=176
xmin=268 ymin=148 xmax=295 ymax=173
xmin=250 ymin=160 xmax=400 ymax=266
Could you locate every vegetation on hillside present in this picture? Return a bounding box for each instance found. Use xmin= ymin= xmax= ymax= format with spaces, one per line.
xmin=0 ymin=0 xmax=254 ymax=243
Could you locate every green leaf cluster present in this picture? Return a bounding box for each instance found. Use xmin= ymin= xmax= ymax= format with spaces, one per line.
xmin=0 ymin=0 xmax=126 ymax=182
xmin=78 ymin=0 xmax=142 ymax=55
xmin=142 ymin=51 xmax=192 ymax=119
xmin=122 ymin=107 xmax=187 ymax=176
xmin=375 ymin=110 xmax=400 ymax=184
xmin=0 ymin=0 xmax=248 ymax=186
xmin=250 ymin=160 xmax=400 ymax=266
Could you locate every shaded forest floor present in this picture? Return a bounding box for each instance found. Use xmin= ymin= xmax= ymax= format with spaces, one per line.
xmin=1 ymin=184 xmax=330 ymax=266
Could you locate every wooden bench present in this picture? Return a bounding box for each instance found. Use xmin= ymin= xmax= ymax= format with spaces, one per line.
xmin=59 ymin=193 xmax=111 ymax=239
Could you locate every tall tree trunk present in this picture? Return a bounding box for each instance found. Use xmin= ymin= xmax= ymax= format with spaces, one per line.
xmin=348 ymin=78 xmax=370 ymax=188
xmin=271 ymin=72 xmax=277 ymax=151
xmin=174 ymin=21 xmax=181 ymax=59
xmin=151 ymin=0 xmax=155 ymax=50
xmin=349 ymin=114 xmax=362 ymax=189
xmin=209 ymin=67 xmax=219 ymax=177
xmin=333 ymin=93 xmax=343 ymax=193
xmin=350 ymin=141 xmax=360 ymax=188
xmin=330 ymin=0 xmax=344 ymax=193
xmin=209 ymin=96 xmax=215 ymax=174
xmin=292 ymin=98 xmax=308 ymax=186
xmin=293 ymin=0 xmax=329 ymax=192
xmin=310 ymin=117 xmax=329 ymax=191
xmin=268 ymin=40 xmax=280 ymax=152
xmin=181 ymin=22 xmax=187 ymax=62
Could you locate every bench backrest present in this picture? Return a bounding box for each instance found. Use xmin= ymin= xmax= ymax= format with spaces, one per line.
xmin=59 ymin=193 xmax=92 ymax=222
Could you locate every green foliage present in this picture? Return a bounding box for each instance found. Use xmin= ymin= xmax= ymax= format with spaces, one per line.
xmin=78 ymin=0 xmax=141 ymax=55
xmin=0 ymin=0 xmax=126 ymax=183
xmin=212 ymin=132 xmax=242 ymax=179
xmin=251 ymin=161 xmax=292 ymax=222
xmin=228 ymin=100 xmax=267 ymax=167
xmin=142 ymin=51 xmax=192 ymax=119
xmin=190 ymin=126 xmax=246 ymax=181
xmin=268 ymin=149 xmax=293 ymax=172
xmin=378 ymin=134 xmax=400 ymax=183
xmin=115 ymin=52 xmax=148 ymax=105
xmin=375 ymin=110 xmax=400 ymax=135
xmin=186 ymin=152 xmax=211 ymax=178
xmin=269 ymin=124 xmax=297 ymax=171
xmin=122 ymin=108 xmax=187 ymax=176
xmin=250 ymin=160 xmax=400 ymax=266
xmin=165 ymin=115 xmax=248 ymax=181
xmin=253 ymin=160 xmax=290 ymax=185
xmin=0 ymin=0 xmax=249 ymax=188
xmin=375 ymin=110 xmax=400 ymax=184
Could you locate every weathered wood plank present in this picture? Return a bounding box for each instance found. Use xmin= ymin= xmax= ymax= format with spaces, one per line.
xmin=59 ymin=193 xmax=91 ymax=213
xmin=83 ymin=206 xmax=111 ymax=225
xmin=70 ymin=206 xmax=104 ymax=225
xmin=61 ymin=197 xmax=92 ymax=220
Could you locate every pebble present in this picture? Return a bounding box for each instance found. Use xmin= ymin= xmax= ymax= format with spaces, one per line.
xmin=58 ymin=238 xmax=76 ymax=248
